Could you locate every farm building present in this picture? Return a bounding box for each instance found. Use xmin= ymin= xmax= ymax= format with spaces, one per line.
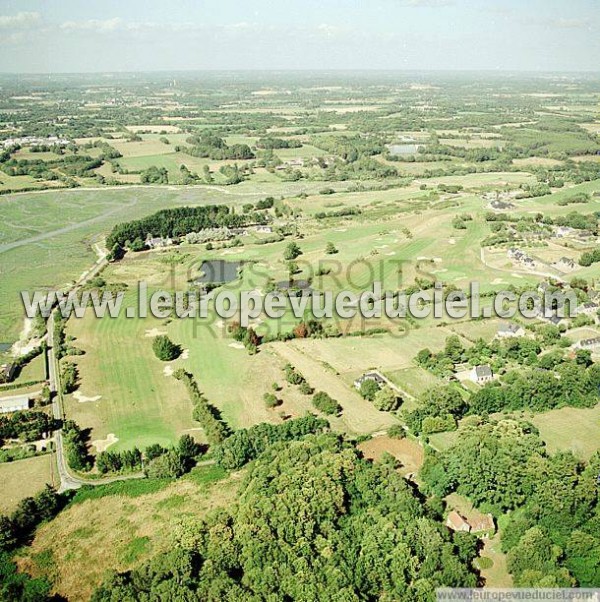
xmin=496 ymin=323 xmax=525 ymax=339
xmin=469 ymin=365 xmax=493 ymax=384
xmin=0 ymin=394 xmax=31 ymax=414
xmin=0 ymin=363 xmax=16 ymax=384
xmin=507 ymin=248 xmax=535 ymax=268
xmin=446 ymin=510 xmax=495 ymax=537
xmin=446 ymin=511 xmax=471 ymax=533
xmin=354 ymin=372 xmax=386 ymax=390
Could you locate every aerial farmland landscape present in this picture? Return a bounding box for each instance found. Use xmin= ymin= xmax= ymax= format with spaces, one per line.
xmin=1 ymin=1 xmax=600 ymax=601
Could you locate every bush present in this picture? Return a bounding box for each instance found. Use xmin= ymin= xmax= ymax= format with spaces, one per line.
xmin=373 ymin=387 xmax=401 ymax=412
xmin=312 ymin=391 xmax=342 ymax=416
xmin=387 ymin=424 xmax=406 ymax=439
xmin=152 ymin=336 xmax=181 ymax=361
xmin=263 ymin=393 xmax=281 ymax=408
xmin=359 ymin=379 xmax=380 ymax=401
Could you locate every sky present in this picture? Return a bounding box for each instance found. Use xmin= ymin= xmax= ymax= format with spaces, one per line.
xmin=0 ymin=0 xmax=599 ymax=73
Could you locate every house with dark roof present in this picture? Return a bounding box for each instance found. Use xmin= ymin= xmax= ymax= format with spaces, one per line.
xmin=496 ymin=323 xmax=525 ymax=339
xmin=576 ymin=302 xmax=599 ymax=317
xmin=0 ymin=363 xmax=16 ymax=384
xmin=553 ymin=257 xmax=577 ymax=272
xmin=576 ymin=337 xmax=600 ymax=351
xmin=469 ymin=365 xmax=493 ymax=384
xmin=354 ymin=372 xmax=386 ymax=390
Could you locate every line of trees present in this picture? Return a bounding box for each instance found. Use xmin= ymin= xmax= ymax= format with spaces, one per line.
xmin=173 ymin=370 xmax=231 ymax=445
xmin=106 ymin=205 xmax=266 ymax=249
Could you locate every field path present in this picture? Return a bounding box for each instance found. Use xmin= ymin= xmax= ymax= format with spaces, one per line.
xmin=0 ymin=199 xmax=137 ymax=255
xmin=269 ymin=341 xmax=398 ymax=434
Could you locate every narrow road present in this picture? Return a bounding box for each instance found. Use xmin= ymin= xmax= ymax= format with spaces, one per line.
xmin=0 ymin=199 xmax=137 ymax=255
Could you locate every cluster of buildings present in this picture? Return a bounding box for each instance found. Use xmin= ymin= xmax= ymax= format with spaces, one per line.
xmin=552 ymin=256 xmax=577 ymax=273
xmin=554 ymin=226 xmax=596 ymax=242
xmin=1 ymin=135 xmax=70 ymax=150
xmin=507 ymin=248 xmax=536 ymax=269
xmin=162 ymin=225 xmax=275 ymax=248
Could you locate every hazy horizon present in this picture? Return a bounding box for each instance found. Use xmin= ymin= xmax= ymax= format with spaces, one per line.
xmin=1 ymin=0 xmax=599 ymax=74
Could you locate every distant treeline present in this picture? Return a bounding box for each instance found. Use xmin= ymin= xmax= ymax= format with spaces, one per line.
xmin=106 ymin=205 xmax=266 ymax=248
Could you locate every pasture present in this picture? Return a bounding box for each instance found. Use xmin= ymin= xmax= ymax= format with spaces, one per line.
xmin=0 ymin=454 xmax=57 ymax=514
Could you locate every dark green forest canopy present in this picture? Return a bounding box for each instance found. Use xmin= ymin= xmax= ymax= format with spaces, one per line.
xmin=92 ymin=434 xmax=478 ymax=601
xmin=422 ymin=420 xmax=600 ymax=587
xmin=106 ymin=205 xmax=267 ymax=248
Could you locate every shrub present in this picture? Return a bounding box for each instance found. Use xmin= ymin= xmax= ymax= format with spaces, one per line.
xmin=312 ymin=391 xmax=342 ymax=416
xmin=152 ymin=336 xmax=181 ymax=361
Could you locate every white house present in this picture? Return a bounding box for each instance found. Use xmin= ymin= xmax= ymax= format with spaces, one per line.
xmin=469 ymin=365 xmax=493 ymax=384
xmin=496 ymin=323 xmax=525 ymax=339
xmin=354 ymin=372 xmax=386 ymax=390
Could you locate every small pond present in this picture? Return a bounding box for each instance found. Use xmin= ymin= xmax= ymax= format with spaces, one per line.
xmin=197 ymin=260 xmax=242 ymax=284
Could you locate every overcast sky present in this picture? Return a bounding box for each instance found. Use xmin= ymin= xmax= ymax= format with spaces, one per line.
xmin=0 ymin=0 xmax=599 ymax=73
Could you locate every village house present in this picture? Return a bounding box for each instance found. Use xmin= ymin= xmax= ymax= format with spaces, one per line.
xmin=496 ymin=323 xmax=525 ymax=339
xmin=446 ymin=511 xmax=470 ymax=533
xmin=576 ymin=302 xmax=599 ymax=317
xmin=507 ymin=248 xmax=536 ymax=269
xmin=575 ymin=337 xmax=600 ymax=351
xmin=0 ymin=362 xmax=16 ymax=384
xmin=354 ymin=372 xmax=387 ymax=390
xmin=469 ymin=365 xmax=493 ymax=385
xmin=0 ymin=393 xmax=31 ymax=414
xmin=554 ymin=226 xmax=575 ymax=238
xmin=446 ymin=511 xmax=495 ymax=537
xmin=145 ymin=235 xmax=173 ymax=249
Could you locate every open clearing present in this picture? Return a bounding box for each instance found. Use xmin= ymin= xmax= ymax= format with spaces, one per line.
xmin=18 ymin=466 xmax=238 ymax=601
xmin=358 ymin=435 xmax=424 ymax=476
xmin=0 ymin=454 xmax=57 ymax=514
xmin=528 ymin=404 xmax=600 ymax=460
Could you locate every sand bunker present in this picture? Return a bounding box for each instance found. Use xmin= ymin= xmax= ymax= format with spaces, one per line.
xmin=180 ymin=349 xmax=190 ymax=360
xmin=228 ymin=342 xmax=245 ymax=350
xmin=144 ymin=328 xmax=167 ymax=338
xmin=163 ymin=365 xmax=174 ymax=377
xmin=73 ymin=391 xmax=102 ymax=403
xmin=92 ymin=433 xmax=118 ymax=453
